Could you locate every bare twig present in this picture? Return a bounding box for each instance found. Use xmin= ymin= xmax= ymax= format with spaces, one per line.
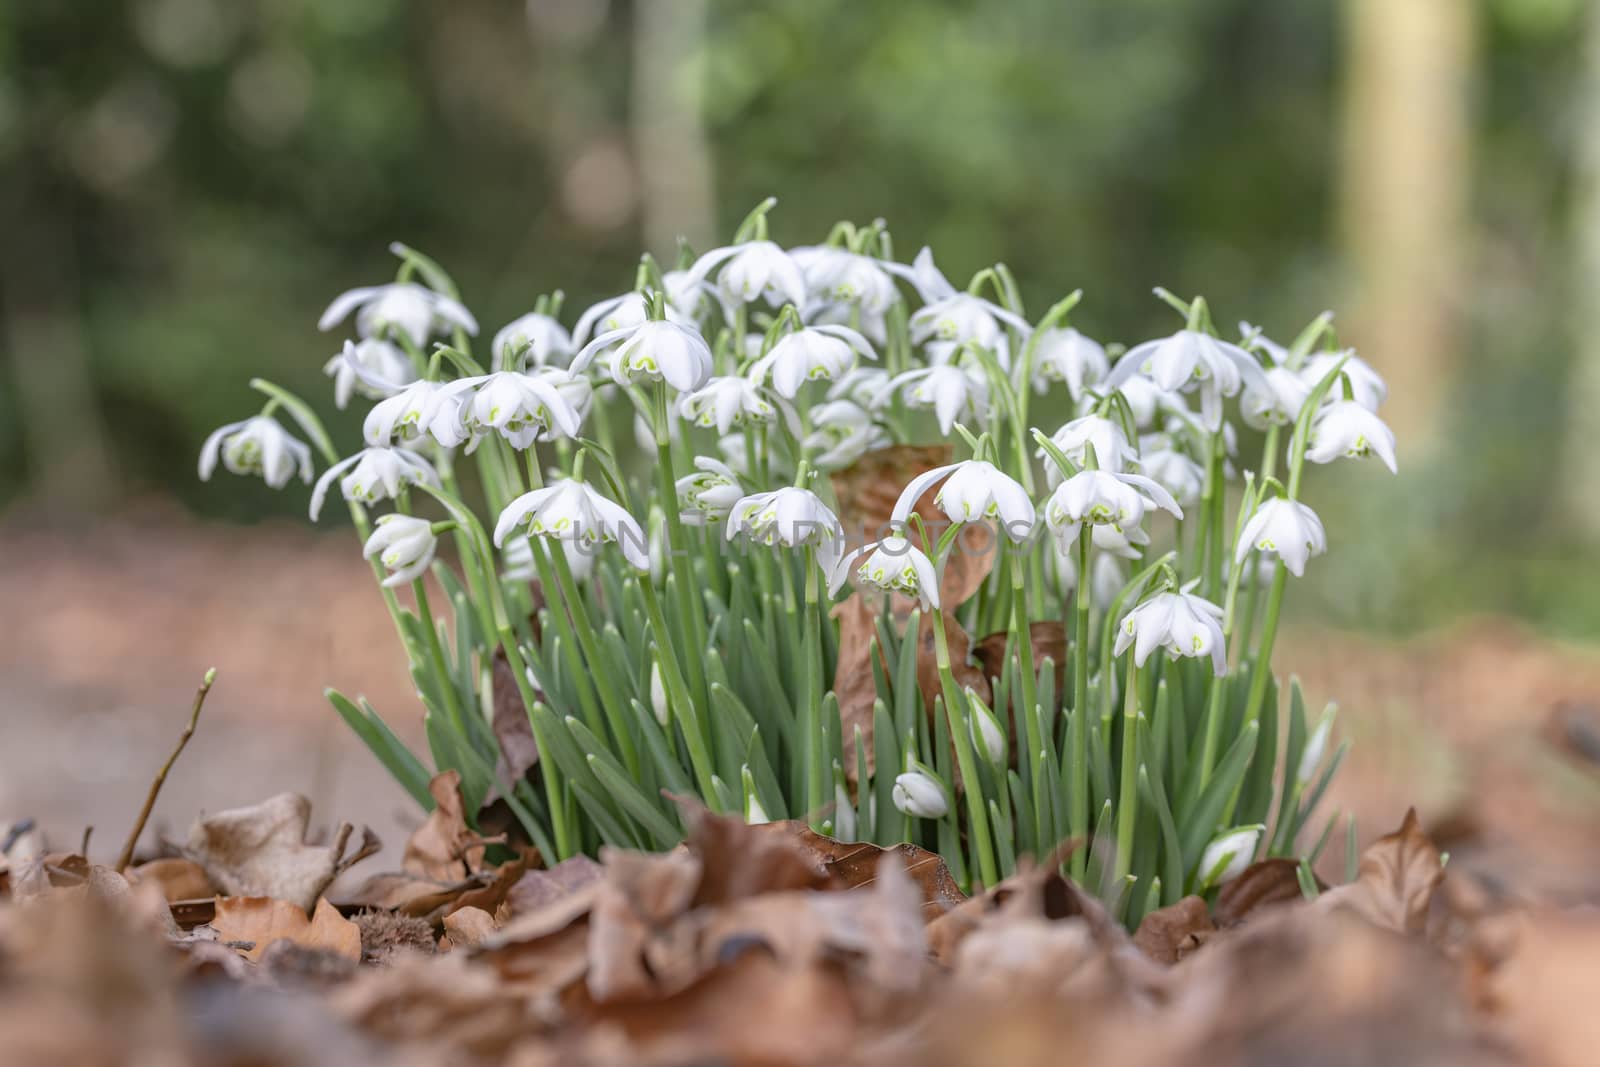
xmin=116 ymin=668 xmax=217 ymax=873
xmin=79 ymin=825 xmax=92 ymax=858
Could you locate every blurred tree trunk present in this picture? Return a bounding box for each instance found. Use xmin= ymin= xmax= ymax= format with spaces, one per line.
xmin=1339 ymin=0 xmax=1475 ymax=456
xmin=632 ymin=0 xmax=715 ymax=257
xmin=1566 ymin=0 xmax=1600 ymax=538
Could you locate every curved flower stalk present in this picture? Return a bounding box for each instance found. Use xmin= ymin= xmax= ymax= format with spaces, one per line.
xmin=875 ymin=364 xmax=989 ymax=435
xmin=310 ymin=447 xmax=439 ymax=520
xmin=571 ymin=319 xmax=713 ymax=393
xmin=1114 ymin=587 xmax=1228 ymax=675
xmin=889 ymin=459 xmax=1036 ymax=543
xmin=1236 ymin=497 xmax=1327 ymax=577
xmin=747 ymin=324 xmax=877 ymax=398
xmin=325 ymin=338 xmax=414 ymax=409
xmin=363 ymin=514 xmax=438 ymax=588
xmin=199 ymin=416 xmax=314 ymax=489
xmin=493 ymin=478 xmax=648 ymax=572
xmin=319 ymin=282 xmax=478 ymax=349
xmin=1030 ymin=327 xmax=1108 ymax=399
xmin=492 ymin=312 xmax=573 ymax=371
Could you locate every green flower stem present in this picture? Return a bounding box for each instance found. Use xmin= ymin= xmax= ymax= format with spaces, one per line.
xmin=639 ymin=577 xmax=720 ymax=808
xmin=1069 ymin=522 xmax=1091 ymax=879
xmin=1113 ymin=655 xmax=1142 ymax=889
xmin=548 ymin=539 xmax=641 ymax=777
xmin=496 ymin=623 xmax=572 ymax=859
xmin=528 ymin=537 xmax=607 ymax=740
xmin=1009 ymin=547 xmax=1045 ymax=845
xmin=652 ymin=383 xmax=708 ymax=707
xmin=411 ymin=575 xmax=469 ymax=735
xmin=931 ymin=608 xmax=999 ymax=889
xmin=1205 ymin=431 xmax=1226 ymax=600
xmin=800 ymin=546 xmax=827 ymax=825
xmin=1240 ymin=562 xmax=1288 ymax=731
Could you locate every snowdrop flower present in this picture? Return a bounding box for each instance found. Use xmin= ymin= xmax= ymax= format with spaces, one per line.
xmin=325 ymin=338 xmax=414 ymax=409
xmin=363 ymin=380 xmax=469 ymax=449
xmin=310 ymin=447 xmax=439 ymax=520
xmin=455 ymin=370 xmax=587 ymax=449
xmin=675 ymin=457 xmax=745 ymax=525
xmin=319 ymin=282 xmax=478 ymax=349
xmin=1107 ymin=328 xmax=1267 ymax=429
xmin=362 ymin=514 xmax=437 ymax=588
xmin=1241 ymin=367 xmax=1312 ymax=430
xmin=1030 ymin=327 xmax=1109 ymax=399
xmin=792 ymin=245 xmax=899 ymax=314
xmin=1114 ymin=376 xmax=1187 ymax=431
xmin=809 ymin=299 xmax=888 ymax=346
xmin=502 ymin=535 xmax=595 ymax=585
xmin=833 ymin=784 xmax=858 ymax=842
xmin=1137 ymin=437 xmax=1207 ymax=507
xmin=843 ymin=536 xmax=941 ymax=610
xmin=826 ymin=365 xmax=891 ymax=408
xmin=1236 ymin=497 xmax=1327 ymax=578
xmin=686 ymin=239 xmax=808 ymax=310
xmin=889 ymin=460 xmax=1036 ymax=543
xmin=971 ymin=702 xmax=1007 ymax=765
xmin=571 ymin=290 xmax=693 ymax=349
xmin=198 ymin=416 xmax=313 ymax=490
xmin=876 ymin=365 xmax=989 ymax=435
xmin=493 ymin=478 xmax=648 ymax=572
xmin=1044 ymin=469 xmax=1183 ymax=551
xmin=649 ymin=660 xmax=669 ymax=726
xmin=1198 ymin=826 xmax=1262 ymax=884
xmin=1297 ymin=711 xmax=1335 ymax=786
xmin=492 ymin=312 xmax=572 ymax=371
xmin=1092 ymin=522 xmax=1150 ymax=560
xmin=892 ymin=769 xmax=949 ymax=819
xmin=1041 ymin=414 xmax=1138 ymax=477
xmin=677 ymin=376 xmax=790 ymax=436
xmin=747 ymin=324 xmax=876 ymax=398
xmin=571 ymin=320 xmax=713 ymax=393
xmin=1306 ymin=401 xmax=1398 ymax=473
xmin=1301 ymin=350 xmax=1387 ymax=411
xmin=891 ymin=248 xmax=1030 ymax=366
xmin=1113 ymin=588 xmax=1227 ymax=675
xmin=804 ymin=400 xmax=891 ymax=470
xmin=725 ymin=486 xmax=845 ymax=572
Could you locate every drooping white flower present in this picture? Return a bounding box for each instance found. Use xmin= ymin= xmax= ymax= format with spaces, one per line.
xmin=310 ymin=447 xmax=439 ymax=520
xmin=675 ymin=457 xmax=745 ymax=525
xmin=362 ymin=514 xmax=438 ymax=587
xmin=808 ymin=299 xmax=888 ymax=346
xmin=677 ymin=376 xmax=790 ymax=436
xmin=1241 ymin=367 xmax=1312 ymax=430
xmin=1301 ymin=350 xmax=1387 ymax=411
xmin=1297 ymin=710 xmax=1335 ymax=786
xmin=199 ymin=416 xmax=314 ymax=490
xmin=1114 ymin=375 xmax=1188 ymax=430
xmin=686 ymin=239 xmax=808 ymax=309
xmin=1107 ymin=328 xmax=1267 ymax=429
xmin=791 ymin=245 xmax=899 ymax=315
xmin=1091 ymin=522 xmax=1150 ymax=560
xmin=324 ymin=337 xmax=415 ymax=409
xmin=571 ymin=319 xmax=713 ymax=393
xmin=842 ymin=536 xmax=941 ymax=610
xmin=875 ymin=365 xmax=989 ymax=435
xmin=1236 ymin=497 xmax=1327 ymax=578
xmin=363 ymin=380 xmax=468 ymax=449
xmin=804 ymin=400 xmax=891 ymax=470
xmin=833 ymin=783 xmax=858 ymax=841
xmin=454 ymin=369 xmax=588 ymax=449
xmin=1041 ymin=414 xmax=1138 ymax=478
xmin=1044 ymin=469 xmax=1183 ymax=551
xmin=1113 ymin=588 xmax=1227 ymax=676
xmin=319 ymin=282 xmax=478 ymax=349
xmin=571 ymin=290 xmax=694 ymax=349
xmin=971 ymin=701 xmax=1007 ymax=765
xmin=649 ymin=660 xmax=669 ymax=726
xmin=491 ymin=312 xmax=573 ymax=371
xmin=892 ymin=769 xmax=949 ymax=819
xmin=725 ymin=486 xmax=845 ymax=573
xmin=889 ymin=460 xmax=1036 ymax=543
xmin=1306 ymin=401 xmax=1397 ymax=473
xmin=889 ymin=248 xmax=1031 ymax=367
xmin=1198 ymin=826 xmax=1262 ymax=885
xmin=493 ymin=478 xmax=648 ymax=572
xmin=747 ymin=324 xmax=876 ymax=398
xmin=1137 ymin=436 xmax=1207 ymax=507
xmin=1030 ymin=327 xmax=1109 ymax=399
xmin=502 ymin=534 xmax=595 ymax=585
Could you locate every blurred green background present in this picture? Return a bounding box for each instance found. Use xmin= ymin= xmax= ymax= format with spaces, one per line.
xmin=0 ymin=0 xmax=1595 ymax=634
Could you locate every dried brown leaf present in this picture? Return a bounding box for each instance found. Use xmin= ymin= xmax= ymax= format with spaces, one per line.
xmin=780 ymin=825 xmax=967 ymax=921
xmin=337 ymin=871 xmax=480 ymax=918
xmin=404 ymin=771 xmax=493 ymax=883
xmin=441 ymin=905 xmax=498 ymax=951
xmin=1133 ymin=895 xmax=1215 ymax=964
xmin=1316 ymin=808 xmax=1444 ymax=935
xmin=917 ymin=610 xmax=993 ymax=718
xmin=830 ymin=592 xmax=884 ymax=781
xmin=491 ymin=647 xmax=542 ymax=787
xmin=211 ymin=896 xmax=361 ymax=963
xmin=1471 ymin=908 xmax=1600 ymax=1067
xmin=183 ymin=793 xmax=378 ymax=913
xmin=333 ymin=951 xmax=544 ymax=1061
xmin=127 ymin=857 xmax=213 ymax=902
xmin=680 ymin=805 xmax=834 ymax=906
xmin=1213 ymin=858 xmax=1316 ymax=926
xmin=500 ymin=854 xmax=605 ymax=921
